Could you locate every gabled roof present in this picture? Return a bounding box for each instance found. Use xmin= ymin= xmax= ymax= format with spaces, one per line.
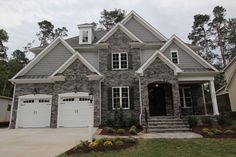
xmin=160 ymin=35 xmax=219 ymax=72
xmin=121 ymin=10 xmax=167 ymax=41
xmin=96 ymin=23 xmax=143 ymax=44
xmin=51 ymin=53 xmax=102 ymax=76
xmin=136 ymin=50 xmax=183 ymax=76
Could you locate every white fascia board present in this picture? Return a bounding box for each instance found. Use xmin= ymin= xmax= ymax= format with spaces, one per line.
xmin=121 ymin=10 xmax=167 ymax=41
xmin=178 ymin=75 xmax=215 ymax=81
xmin=19 ymin=94 xmax=52 ymax=99
xmin=160 ymin=35 xmax=218 ymax=72
xmin=9 ymin=76 xmax=65 ymax=84
xmin=12 ymin=37 xmax=76 ymax=80
xmin=96 ymin=23 xmax=143 ymax=44
xmin=136 ymin=50 xmax=182 ymax=75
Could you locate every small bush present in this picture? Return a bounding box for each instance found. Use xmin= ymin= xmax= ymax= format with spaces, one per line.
xmin=130 ymin=125 xmax=137 ymax=130
xmin=127 ymin=117 xmax=138 ymax=127
xmin=207 ymin=131 xmax=214 ymax=136
xmin=104 ymin=127 xmax=115 ymax=133
xmin=129 ymin=129 xmax=137 ymax=135
xmin=98 ymin=137 xmax=109 ymax=144
xmin=230 ymin=125 xmax=236 ymax=131
xmin=211 ymin=128 xmax=223 ymax=135
xmin=224 ymin=129 xmax=235 ymax=135
xmin=115 ymin=140 xmax=124 ymax=146
xmin=188 ymin=116 xmax=198 ymax=127
xmin=217 ymin=115 xmax=227 ymax=126
xmin=105 ymin=118 xmax=114 ymax=127
xmin=117 ymin=128 xmax=125 ymax=135
xmin=103 ymin=140 xmax=113 ymax=147
xmin=112 ymin=137 xmax=122 ymax=142
xmin=202 ymin=128 xmax=210 ymax=134
xmin=88 ymin=140 xmax=98 ymax=149
xmin=125 ymin=136 xmax=136 ymax=144
xmin=201 ymin=116 xmax=213 ymax=126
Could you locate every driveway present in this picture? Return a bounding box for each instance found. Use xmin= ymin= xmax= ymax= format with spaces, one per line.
xmin=0 ymin=128 xmax=96 ymax=157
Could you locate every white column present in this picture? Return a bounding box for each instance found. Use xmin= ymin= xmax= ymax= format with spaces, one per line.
xmin=201 ymin=84 xmax=207 ymax=115
xmin=209 ymin=80 xmax=219 ymax=115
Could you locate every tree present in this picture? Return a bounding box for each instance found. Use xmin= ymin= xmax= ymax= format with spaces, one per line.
xmin=54 ymin=27 xmax=68 ymax=39
xmin=226 ymin=18 xmax=236 ymax=60
xmin=188 ymin=14 xmax=216 ymax=63
xmin=99 ymin=9 xmax=126 ymax=30
xmin=209 ymin=6 xmax=228 ymax=67
xmin=12 ymin=49 xmax=29 ymax=65
xmin=0 ymin=29 xmax=9 ymax=59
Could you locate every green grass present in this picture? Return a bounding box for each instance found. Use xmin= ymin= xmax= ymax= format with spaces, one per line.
xmin=58 ymin=138 xmax=236 ymax=157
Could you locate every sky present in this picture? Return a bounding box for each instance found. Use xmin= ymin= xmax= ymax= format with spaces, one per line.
xmin=1 ymin=0 xmax=236 ymax=59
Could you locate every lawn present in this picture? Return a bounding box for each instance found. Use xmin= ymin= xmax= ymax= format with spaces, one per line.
xmin=58 ymin=138 xmax=236 ymax=157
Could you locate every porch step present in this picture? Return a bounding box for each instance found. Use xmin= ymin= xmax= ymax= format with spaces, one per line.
xmin=142 ymin=116 xmax=190 ymax=133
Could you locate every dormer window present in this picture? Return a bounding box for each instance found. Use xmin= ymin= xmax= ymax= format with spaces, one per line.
xmin=171 ymin=50 xmax=179 ymax=64
xmin=82 ymin=30 xmax=89 ymax=43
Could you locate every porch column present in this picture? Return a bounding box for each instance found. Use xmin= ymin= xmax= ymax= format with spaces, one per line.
xmin=209 ymin=80 xmax=219 ymax=115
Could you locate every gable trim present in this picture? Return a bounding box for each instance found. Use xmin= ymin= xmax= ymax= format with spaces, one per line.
xmin=136 ymin=50 xmax=183 ymax=76
xmin=121 ymin=10 xmax=167 ymax=41
xmin=51 ymin=53 xmax=102 ymax=76
xmin=225 ymin=64 xmax=236 ymax=89
xmin=11 ymin=37 xmax=76 ymax=80
xmin=160 ymin=35 xmax=219 ymax=72
xmin=96 ymin=23 xmax=143 ymax=44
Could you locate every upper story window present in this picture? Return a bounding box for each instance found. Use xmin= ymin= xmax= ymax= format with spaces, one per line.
xmin=112 ymin=52 xmax=128 ymax=70
xmin=82 ymin=30 xmax=89 ymax=43
xmin=171 ymin=50 xmax=179 ymax=64
xmin=112 ymin=87 xmax=129 ymax=109
xmin=179 ymin=87 xmax=192 ymax=108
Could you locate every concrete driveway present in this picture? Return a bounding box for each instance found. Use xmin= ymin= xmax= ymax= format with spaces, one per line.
xmin=0 ymin=128 xmax=96 ymax=157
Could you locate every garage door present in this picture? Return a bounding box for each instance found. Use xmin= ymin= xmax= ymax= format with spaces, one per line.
xmin=59 ymin=97 xmax=94 ymax=127
xmin=17 ymin=96 xmax=52 ymax=128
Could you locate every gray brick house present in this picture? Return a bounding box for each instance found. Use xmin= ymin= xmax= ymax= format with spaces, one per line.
xmin=9 ymin=11 xmax=219 ymax=130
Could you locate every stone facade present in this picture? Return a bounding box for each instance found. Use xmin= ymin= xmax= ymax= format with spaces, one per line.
xmin=140 ymin=57 xmax=181 ymax=121
xmin=10 ymin=59 xmax=100 ymax=128
xmin=99 ymin=30 xmax=141 ymax=125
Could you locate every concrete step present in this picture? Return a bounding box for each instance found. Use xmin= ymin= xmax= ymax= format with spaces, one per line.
xmin=148 ymin=128 xmax=191 ymax=133
xmin=147 ymin=125 xmax=190 ymax=129
xmin=145 ymin=121 xmax=188 ymax=125
xmin=148 ymin=116 xmax=180 ymax=119
xmin=144 ymin=119 xmax=187 ymax=123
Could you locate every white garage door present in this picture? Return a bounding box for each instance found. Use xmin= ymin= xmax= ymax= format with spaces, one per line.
xmin=59 ymin=96 xmax=94 ymax=127
xmin=17 ymin=96 xmax=52 ymax=128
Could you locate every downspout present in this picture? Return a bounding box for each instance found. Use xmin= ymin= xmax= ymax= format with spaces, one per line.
xmin=9 ymin=83 xmax=16 ymax=129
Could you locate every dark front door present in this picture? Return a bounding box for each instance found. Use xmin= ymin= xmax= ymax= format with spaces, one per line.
xmin=149 ymin=85 xmax=166 ymax=116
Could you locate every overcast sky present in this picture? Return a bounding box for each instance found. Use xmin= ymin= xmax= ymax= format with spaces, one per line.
xmin=1 ymin=0 xmax=236 ymax=59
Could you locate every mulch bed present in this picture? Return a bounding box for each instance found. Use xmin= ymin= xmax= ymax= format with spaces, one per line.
xmin=192 ymin=126 xmax=236 ymax=138
xmin=99 ymin=126 xmax=143 ymax=136
xmin=65 ymin=139 xmax=138 ymax=156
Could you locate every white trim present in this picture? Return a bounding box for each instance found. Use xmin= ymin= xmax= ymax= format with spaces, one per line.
xmin=112 ymin=86 xmax=130 ymax=110
xmin=121 ymin=10 xmax=167 ymax=41
xmin=160 ymin=35 xmax=218 ymax=72
xmin=209 ymin=80 xmax=219 ymax=115
xmin=202 ymin=84 xmax=207 ymax=115
xmin=51 ymin=53 xmax=102 ymax=76
xmin=223 ymin=56 xmax=236 ymax=71
xmin=9 ymin=84 xmax=16 ymax=128
xmin=9 ymin=76 xmax=65 ymax=84
xmin=136 ymin=50 xmax=182 ymax=76
xmin=112 ymin=52 xmax=128 ymax=70
xmin=12 ymin=37 xmax=76 ymax=80
xmin=170 ymin=50 xmax=179 ymax=65
xmin=178 ymin=75 xmax=214 ymax=81
xmin=96 ymin=23 xmax=143 ymax=44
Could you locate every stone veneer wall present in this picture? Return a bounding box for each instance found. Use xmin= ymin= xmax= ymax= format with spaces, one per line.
xmin=140 ymin=57 xmax=181 ymax=120
xmin=99 ymin=29 xmax=141 ymax=125
xmin=10 ymin=59 xmax=100 ymax=128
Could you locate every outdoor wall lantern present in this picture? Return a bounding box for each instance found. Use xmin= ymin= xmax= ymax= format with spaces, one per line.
xmin=89 ymin=89 xmax=94 ymax=104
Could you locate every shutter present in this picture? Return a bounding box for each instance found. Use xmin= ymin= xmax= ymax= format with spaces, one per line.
xmin=128 ymin=54 xmax=133 ymax=69
xmin=129 ymin=86 xmax=134 ymax=109
xmin=107 ymin=87 xmax=112 ymax=110
xmin=107 ymin=54 xmax=112 ymax=70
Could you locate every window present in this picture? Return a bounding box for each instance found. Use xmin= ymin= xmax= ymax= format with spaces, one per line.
xmin=112 ymin=53 xmax=128 ymax=70
xmin=171 ymin=50 xmax=179 ymax=64
xmin=82 ymin=31 xmax=88 ymax=43
xmin=23 ymin=100 xmax=34 ymax=103
xmin=112 ymin=87 xmax=129 ymax=109
xmin=39 ymin=99 xmax=50 ymax=103
xmin=7 ymin=104 xmax=11 ymax=111
xmin=179 ymin=87 xmax=192 ymax=108
xmin=63 ymin=98 xmax=75 ymax=102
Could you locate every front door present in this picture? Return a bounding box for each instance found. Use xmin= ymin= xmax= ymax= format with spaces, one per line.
xmin=149 ymin=85 xmax=166 ymax=116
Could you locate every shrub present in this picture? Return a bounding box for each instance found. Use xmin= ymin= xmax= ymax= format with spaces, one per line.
xmin=98 ymin=137 xmax=109 ymax=144
xmin=130 ymin=125 xmax=137 ymax=130
xmin=202 ymin=128 xmax=210 ymax=134
xmin=104 ymin=127 xmax=115 ymax=133
xmin=201 ymin=116 xmax=213 ymax=127
xmin=127 ymin=117 xmax=138 ymax=127
xmin=188 ymin=116 xmax=198 ymax=127
xmin=115 ymin=140 xmax=124 ymax=146
xmin=217 ymin=115 xmax=227 ymax=126
xmin=103 ymin=140 xmax=113 ymax=147
xmin=105 ymin=118 xmax=114 ymax=127
xmin=117 ymin=128 xmax=125 ymax=135
xmin=207 ymin=131 xmax=214 ymax=136
xmin=129 ymin=129 xmax=137 ymax=135
xmin=125 ymin=136 xmax=136 ymax=144
xmin=230 ymin=125 xmax=236 ymax=131
xmin=224 ymin=129 xmax=235 ymax=135
xmin=88 ymin=140 xmax=98 ymax=149
xmin=211 ymin=128 xmax=223 ymax=135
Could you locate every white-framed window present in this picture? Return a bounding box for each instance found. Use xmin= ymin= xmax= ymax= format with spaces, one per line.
xmin=82 ymin=30 xmax=89 ymax=43
xmin=179 ymin=87 xmax=192 ymax=108
xmin=171 ymin=50 xmax=179 ymax=64
xmin=112 ymin=52 xmax=128 ymax=70
xmin=112 ymin=87 xmax=129 ymax=109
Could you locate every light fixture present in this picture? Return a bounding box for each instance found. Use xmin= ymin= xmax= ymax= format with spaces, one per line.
xmin=89 ymin=88 xmax=94 ymax=103
xmin=155 ymin=83 xmax=159 ymax=87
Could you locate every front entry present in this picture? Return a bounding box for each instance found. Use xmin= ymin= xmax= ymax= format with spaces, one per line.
xmin=148 ymin=83 xmax=167 ymax=116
